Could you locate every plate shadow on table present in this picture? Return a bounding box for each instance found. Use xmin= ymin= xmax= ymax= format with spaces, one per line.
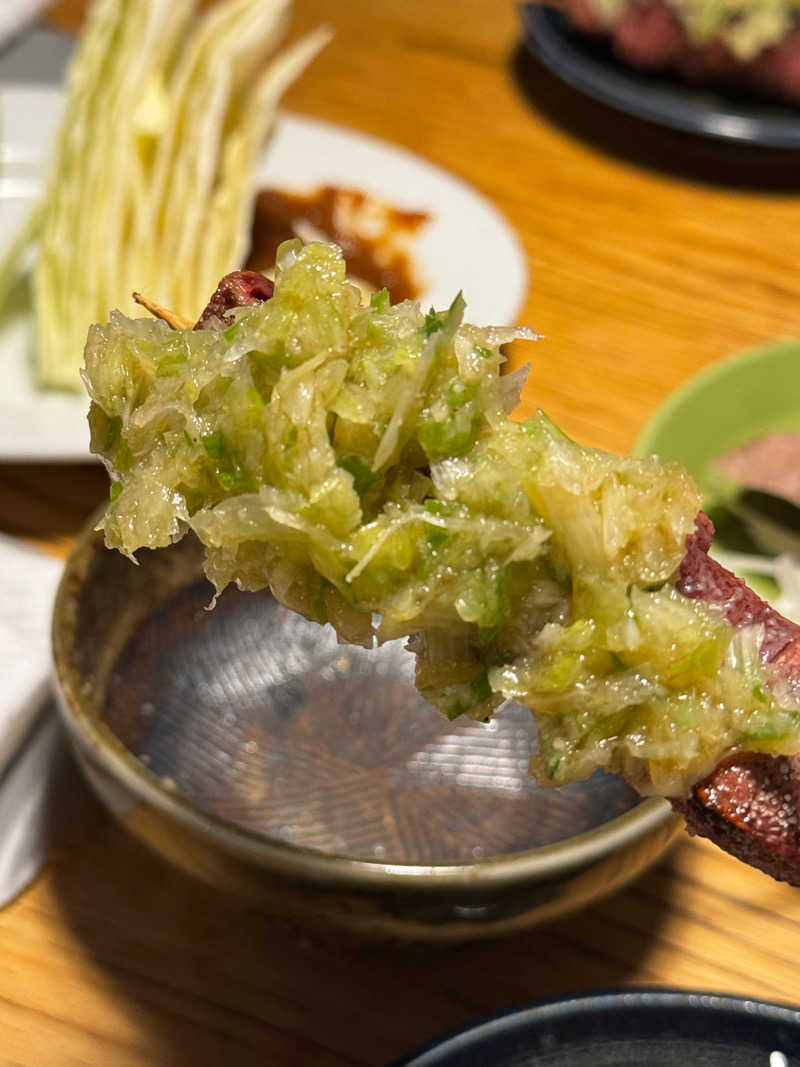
xmin=510 ymin=42 xmax=800 ymax=193
xmin=44 ymin=801 xmax=683 ymax=1066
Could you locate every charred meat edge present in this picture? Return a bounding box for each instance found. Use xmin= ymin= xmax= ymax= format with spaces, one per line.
xmin=675 ymin=512 xmax=800 ymax=884
xmin=194 ymin=270 xmax=275 ymax=329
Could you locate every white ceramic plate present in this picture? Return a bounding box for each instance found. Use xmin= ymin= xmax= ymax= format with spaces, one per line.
xmin=0 ymin=85 xmax=528 ymax=462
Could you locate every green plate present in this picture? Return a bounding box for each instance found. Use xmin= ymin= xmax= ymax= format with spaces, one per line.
xmin=635 ymin=338 xmax=800 ymax=567
xmin=635 ymin=338 xmax=800 ymax=502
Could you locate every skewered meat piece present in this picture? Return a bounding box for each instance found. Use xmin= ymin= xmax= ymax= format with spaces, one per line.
xmin=185 ymin=272 xmax=800 ymax=883
xmin=194 ymin=270 xmax=275 ymax=329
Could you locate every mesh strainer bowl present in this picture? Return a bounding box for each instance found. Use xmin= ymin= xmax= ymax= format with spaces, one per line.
xmin=52 ymin=513 xmax=680 ymax=942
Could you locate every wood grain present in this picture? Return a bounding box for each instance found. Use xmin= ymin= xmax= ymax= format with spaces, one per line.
xmin=5 ymin=1 xmax=800 ymax=1063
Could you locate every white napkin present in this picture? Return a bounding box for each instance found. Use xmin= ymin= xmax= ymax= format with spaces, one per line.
xmin=0 ymin=533 xmax=62 ymax=774
xmin=0 ymin=1 xmax=48 ymax=50
xmin=0 ymin=711 xmax=63 ymax=904
xmin=0 ymin=534 xmax=65 ymax=906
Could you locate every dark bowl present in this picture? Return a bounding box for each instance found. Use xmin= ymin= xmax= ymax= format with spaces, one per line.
xmin=394 ymin=988 xmax=800 ymax=1064
xmin=51 ymin=513 xmax=681 ymax=941
xmin=520 ymin=4 xmax=800 ymax=148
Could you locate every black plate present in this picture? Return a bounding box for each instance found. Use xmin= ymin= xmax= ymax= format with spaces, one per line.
xmin=520 ymin=4 xmax=800 ymax=148
xmin=394 ymin=989 xmax=800 ymax=1065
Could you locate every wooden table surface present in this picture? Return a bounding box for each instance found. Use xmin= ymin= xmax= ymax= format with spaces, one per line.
xmin=3 ymin=1 xmax=800 ymax=1063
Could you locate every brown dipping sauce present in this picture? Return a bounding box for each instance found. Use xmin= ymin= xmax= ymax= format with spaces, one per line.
xmin=245 ymin=185 xmax=429 ymax=303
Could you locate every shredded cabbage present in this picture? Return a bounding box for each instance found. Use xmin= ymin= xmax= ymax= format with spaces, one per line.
xmin=0 ymin=0 xmax=327 ymax=391
xmin=83 ymin=242 xmax=800 ymax=797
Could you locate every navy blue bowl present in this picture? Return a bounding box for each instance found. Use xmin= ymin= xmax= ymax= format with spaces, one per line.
xmin=394 ymin=989 xmax=800 ymax=1065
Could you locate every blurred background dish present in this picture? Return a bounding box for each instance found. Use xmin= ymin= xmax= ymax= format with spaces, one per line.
xmin=393 ymin=989 xmax=800 ymax=1065
xmin=635 ymin=338 xmax=800 ymax=501
xmin=0 ymin=84 xmax=527 ymax=462
xmin=635 ymin=338 xmax=800 ymax=611
xmin=51 ymin=513 xmax=680 ymax=942
xmin=520 ymin=4 xmax=800 ymax=147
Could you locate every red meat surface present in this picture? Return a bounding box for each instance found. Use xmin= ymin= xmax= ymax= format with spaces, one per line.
xmin=561 ymin=0 xmax=800 ymax=104
xmin=675 ymin=513 xmax=800 ymax=883
xmin=194 ymin=270 xmax=274 ymax=329
xmin=715 ymin=432 xmax=800 ymax=509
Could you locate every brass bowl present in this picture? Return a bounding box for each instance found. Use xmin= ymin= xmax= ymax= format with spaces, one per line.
xmin=52 ymin=513 xmax=681 ymax=942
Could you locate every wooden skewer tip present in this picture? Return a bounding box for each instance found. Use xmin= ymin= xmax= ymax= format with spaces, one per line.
xmin=132 ymin=291 xmax=192 ymax=330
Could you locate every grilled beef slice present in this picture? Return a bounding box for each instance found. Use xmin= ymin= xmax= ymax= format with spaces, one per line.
xmin=674 ymin=512 xmax=800 ymax=883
